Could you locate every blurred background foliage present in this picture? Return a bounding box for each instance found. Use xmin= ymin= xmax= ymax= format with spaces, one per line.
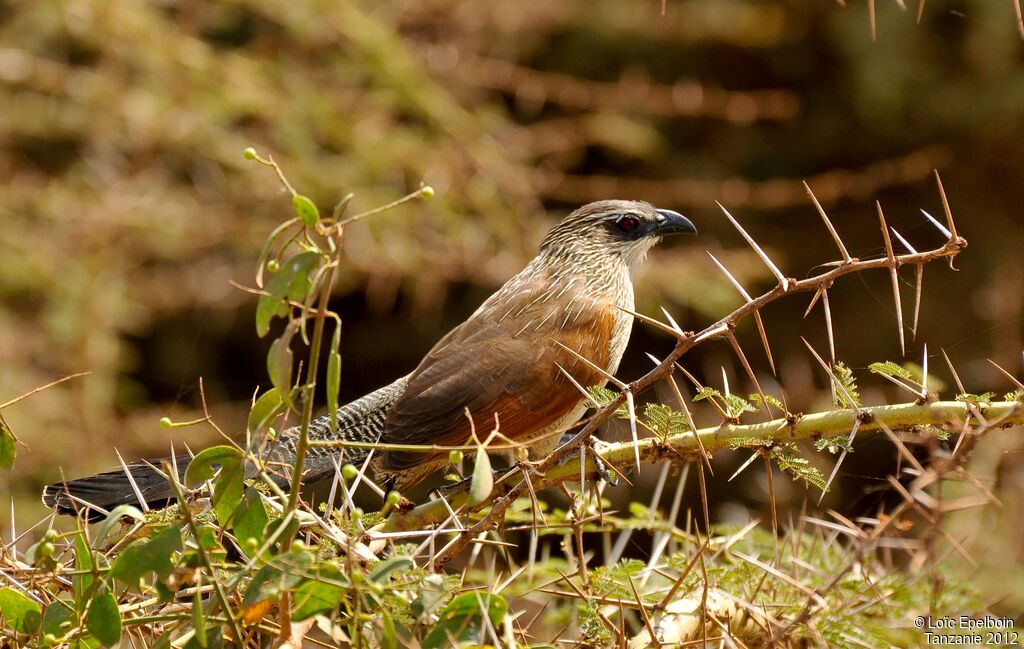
xmin=2 ymin=0 xmax=1024 ymax=609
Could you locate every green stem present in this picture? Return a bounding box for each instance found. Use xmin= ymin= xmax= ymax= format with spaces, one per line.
xmin=286 ymin=260 xmax=338 ymax=514
xmin=165 ymin=463 xmax=246 ymax=645
xmin=381 ymin=400 xmax=1024 ymax=533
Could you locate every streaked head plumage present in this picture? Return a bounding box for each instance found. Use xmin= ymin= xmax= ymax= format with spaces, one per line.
xmin=540 ymin=200 xmax=696 ymax=266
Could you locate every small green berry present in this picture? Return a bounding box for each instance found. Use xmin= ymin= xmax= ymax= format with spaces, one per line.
xmin=350 ymin=507 xmax=364 ymax=520
xmin=44 ymin=528 xmax=59 ymax=542
xmin=291 ymin=539 xmax=307 ymax=552
xmin=243 ymin=147 xmax=257 ymax=160
xmin=382 ymin=490 xmax=402 ymax=514
xmin=448 ymin=450 xmax=464 ymax=465
xmin=245 ymin=537 xmax=259 ymax=554
xmin=159 ymin=416 xmax=173 ymax=428
xmin=341 ymin=464 xmax=359 ymax=482
xmin=266 ymin=259 xmax=281 ymax=273
xmin=39 ymin=542 xmax=56 ymax=557
xmin=421 ymin=185 xmax=435 ymax=200
xmin=43 ymin=634 xmax=57 ymax=645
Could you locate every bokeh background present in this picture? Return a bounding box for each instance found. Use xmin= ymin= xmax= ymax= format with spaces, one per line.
xmin=2 ymin=0 xmax=1023 ymax=611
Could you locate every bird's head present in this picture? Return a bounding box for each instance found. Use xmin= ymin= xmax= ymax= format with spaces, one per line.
xmin=540 ymin=200 xmax=697 ymax=267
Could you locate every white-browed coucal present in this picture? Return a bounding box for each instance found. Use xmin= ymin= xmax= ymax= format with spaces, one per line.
xmin=43 ymin=200 xmax=696 ymax=516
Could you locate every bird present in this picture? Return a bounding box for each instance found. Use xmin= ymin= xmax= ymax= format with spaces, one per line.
xmin=43 ymin=200 xmax=696 ymax=517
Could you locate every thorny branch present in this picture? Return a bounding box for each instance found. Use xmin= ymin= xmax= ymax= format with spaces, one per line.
xmin=410 ymin=173 xmax=969 ymax=569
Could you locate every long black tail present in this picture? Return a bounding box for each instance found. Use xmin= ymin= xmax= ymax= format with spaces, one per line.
xmin=42 ymin=455 xmax=191 ymax=520
xmin=43 ymin=377 xmax=409 ymax=519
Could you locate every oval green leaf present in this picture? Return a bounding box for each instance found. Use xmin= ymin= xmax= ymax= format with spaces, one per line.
xmin=0 ymin=416 xmax=16 ymax=470
xmin=292 ymin=194 xmax=320 ymax=228
xmin=247 ymin=388 xmax=284 ymax=436
xmin=86 ymin=589 xmax=121 ymax=647
xmin=0 ymin=587 xmax=42 ymax=634
xmin=255 ymin=251 xmax=320 ymax=337
xmin=183 ymin=446 xmax=244 ymax=487
xmin=468 ymin=446 xmax=493 ymax=506
xmin=110 ymin=525 xmax=183 ymax=586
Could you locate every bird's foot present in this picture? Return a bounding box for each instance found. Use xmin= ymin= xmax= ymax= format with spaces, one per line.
xmin=557 ymin=434 xmax=618 ymax=487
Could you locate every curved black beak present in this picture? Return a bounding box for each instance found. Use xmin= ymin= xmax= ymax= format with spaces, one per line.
xmin=652 ymin=209 xmax=697 ymax=236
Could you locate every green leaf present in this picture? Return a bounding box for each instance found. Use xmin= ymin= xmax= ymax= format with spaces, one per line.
xmin=184 ymin=446 xmax=244 ymax=486
xmin=263 ymin=515 xmax=300 ymax=555
xmin=332 ymin=192 xmax=354 ymax=220
xmin=184 ymin=627 xmax=222 ymax=649
xmin=0 ymin=415 xmax=16 ymax=470
xmin=832 ymin=362 xmax=861 ymax=409
xmin=41 ymin=600 xmax=76 ymax=645
xmin=232 ymin=487 xmax=268 ymax=551
xmin=94 ymin=504 xmax=145 ymax=549
xmin=588 ymin=385 xmax=618 ymax=407
xmin=73 ymin=527 xmax=94 ymax=612
xmin=422 ymin=592 xmax=508 ymax=649
xmin=255 ymin=251 xmax=320 ymax=337
xmin=183 ymin=445 xmax=246 ymax=526
xmin=213 ymin=461 xmax=245 ymax=528
xmin=193 ymin=587 xmax=207 ymax=648
xmin=243 ymin=548 xmax=312 ymax=607
xmin=956 ymin=392 xmax=996 ymax=405
xmin=693 ymin=386 xmax=722 ymax=402
xmin=724 ymin=394 xmax=755 ymax=418
xmin=815 ymin=436 xmax=853 ymax=454
xmin=110 ymin=525 xmax=183 ymax=586
xmin=749 ymin=393 xmax=786 ymax=412
xmin=293 ymin=194 xmax=320 ymax=228
xmin=255 ymin=219 xmax=301 ymax=288
xmin=642 ymin=403 xmax=690 ymax=437
xmin=267 ymin=325 xmax=296 ymax=407
xmin=369 ymin=556 xmax=413 ymax=583
xmin=247 ymin=388 xmax=284 ymax=437
xmin=772 ymin=444 xmax=827 ymax=491
xmin=0 ymin=587 xmax=42 ymax=634
xmin=412 ymin=574 xmax=447 ymax=620
xmin=291 ymin=563 xmax=349 ymax=621
xmin=327 ymin=325 xmax=342 ymax=431
xmin=468 ymin=446 xmax=493 ymax=506
xmin=868 ymin=360 xmax=914 ymax=381
xmin=86 ymin=589 xmax=121 ymax=647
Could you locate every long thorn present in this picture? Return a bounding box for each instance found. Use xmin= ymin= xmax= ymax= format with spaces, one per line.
xmin=717 ymin=202 xmax=789 ymax=291
xmin=987 ymin=358 xmax=1024 ymax=393
xmin=912 ymin=264 xmax=923 ymax=340
xmin=890 ymin=227 xmax=918 ymax=254
xmin=801 ymin=337 xmax=860 ymax=413
xmin=616 ymin=305 xmax=683 ymax=338
xmin=877 ymin=201 xmax=905 ymax=356
xmin=921 ymin=343 xmax=929 ymax=400
xmin=726 ymin=332 xmax=771 ymax=417
xmin=625 ymin=391 xmax=641 ymax=472
xmin=754 ymin=311 xmax=776 ymax=375
xmin=920 ymin=209 xmax=951 ymax=239
xmin=707 ymin=252 xmax=754 ymax=301
xmin=941 ymin=348 xmax=967 ymax=395
xmin=552 ymin=341 xmax=626 ymax=390
xmin=803 ymin=181 xmax=852 ymax=262
xmin=650 ymin=355 xmax=712 ymax=475
xmin=823 ymin=288 xmax=836 ymax=363
xmin=934 ymin=170 xmax=958 ymax=242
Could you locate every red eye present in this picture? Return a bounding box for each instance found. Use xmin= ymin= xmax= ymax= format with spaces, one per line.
xmin=617 ymin=216 xmax=639 ymax=232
